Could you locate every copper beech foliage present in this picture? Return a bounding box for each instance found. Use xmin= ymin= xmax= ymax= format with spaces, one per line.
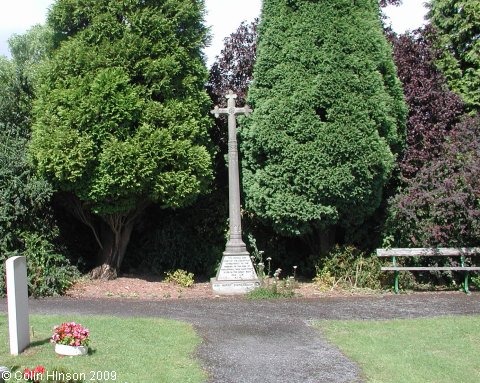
xmin=389 ymin=26 xmax=465 ymax=179
xmin=387 ymin=115 xmax=480 ymax=246
xmin=387 ymin=26 xmax=480 ymax=247
xmin=207 ymin=20 xmax=258 ymax=106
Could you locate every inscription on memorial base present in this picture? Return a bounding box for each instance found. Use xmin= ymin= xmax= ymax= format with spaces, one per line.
xmin=212 ymin=255 xmax=260 ymax=295
xmin=217 ymin=255 xmax=256 ymax=280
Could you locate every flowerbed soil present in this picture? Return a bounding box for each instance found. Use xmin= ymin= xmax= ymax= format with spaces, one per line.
xmin=66 ymin=274 xmax=382 ymax=300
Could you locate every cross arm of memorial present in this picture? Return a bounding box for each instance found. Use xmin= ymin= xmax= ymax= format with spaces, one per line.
xmin=211 ymin=90 xmax=252 ymax=118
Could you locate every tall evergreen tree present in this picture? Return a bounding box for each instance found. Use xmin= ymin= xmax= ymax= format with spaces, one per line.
xmin=241 ymin=0 xmax=407 ymax=254
xmin=30 ymin=0 xmax=213 ymax=278
xmin=428 ymin=0 xmax=480 ymax=111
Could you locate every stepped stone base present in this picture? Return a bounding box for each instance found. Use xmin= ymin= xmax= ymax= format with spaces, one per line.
xmin=211 ymin=253 xmax=260 ymax=295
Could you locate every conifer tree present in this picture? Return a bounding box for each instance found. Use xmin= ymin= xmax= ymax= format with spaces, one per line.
xmin=428 ymin=0 xmax=480 ymax=111
xmin=241 ymin=0 xmax=407 ymax=253
xmin=30 ymin=0 xmax=213 ymax=278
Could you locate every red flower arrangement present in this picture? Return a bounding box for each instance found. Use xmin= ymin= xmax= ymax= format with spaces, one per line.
xmin=51 ymin=322 xmax=90 ymax=347
xmin=23 ymin=366 xmax=45 ymax=383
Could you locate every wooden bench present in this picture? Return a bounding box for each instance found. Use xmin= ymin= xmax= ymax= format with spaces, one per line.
xmin=377 ymin=248 xmax=480 ymax=294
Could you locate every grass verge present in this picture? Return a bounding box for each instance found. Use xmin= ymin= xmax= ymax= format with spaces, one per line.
xmin=315 ymin=315 xmax=480 ymax=383
xmin=0 ymin=315 xmax=205 ymax=383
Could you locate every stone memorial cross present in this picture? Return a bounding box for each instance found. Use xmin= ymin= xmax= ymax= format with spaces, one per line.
xmin=210 ymin=91 xmax=259 ymax=294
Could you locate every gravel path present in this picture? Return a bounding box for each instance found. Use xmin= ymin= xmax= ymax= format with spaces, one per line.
xmin=1 ymin=292 xmax=479 ymax=383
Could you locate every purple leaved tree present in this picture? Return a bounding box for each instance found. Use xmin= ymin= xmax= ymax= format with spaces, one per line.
xmin=387 ymin=115 xmax=480 ymax=246
xmin=389 ymin=26 xmax=464 ymax=179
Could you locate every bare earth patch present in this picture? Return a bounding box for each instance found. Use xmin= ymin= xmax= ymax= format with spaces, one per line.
xmin=66 ymin=274 xmax=384 ymax=300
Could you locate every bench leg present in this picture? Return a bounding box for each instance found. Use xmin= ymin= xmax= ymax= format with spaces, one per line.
xmin=464 ymin=272 xmax=471 ymax=295
xmin=394 ymin=271 xmax=399 ymax=294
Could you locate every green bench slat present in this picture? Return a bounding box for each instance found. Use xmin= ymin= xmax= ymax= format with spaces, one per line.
xmin=382 ymin=267 xmax=480 ymax=271
xmin=377 ymin=247 xmax=480 ymax=294
xmin=377 ymin=248 xmax=480 ymax=257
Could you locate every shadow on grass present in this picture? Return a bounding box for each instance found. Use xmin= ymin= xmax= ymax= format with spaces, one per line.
xmin=29 ymin=337 xmax=51 ymax=348
xmin=20 ymin=337 xmax=52 ymax=356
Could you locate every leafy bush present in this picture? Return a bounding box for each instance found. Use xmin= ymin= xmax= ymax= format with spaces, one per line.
xmin=314 ymin=245 xmax=385 ymax=291
xmin=0 ymin=130 xmax=79 ymax=297
xmin=23 ymin=233 xmax=79 ymax=297
xmin=385 ymin=116 xmax=480 ymax=247
xmin=0 ymin=232 xmax=79 ymax=298
xmin=164 ymin=269 xmax=195 ymax=288
xmin=472 ymin=275 xmax=480 ymax=290
xmin=0 ymin=27 xmax=77 ymax=298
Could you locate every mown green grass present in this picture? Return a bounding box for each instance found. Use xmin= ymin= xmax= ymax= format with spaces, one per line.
xmin=316 ymin=316 xmax=480 ymax=383
xmin=0 ymin=315 xmax=206 ymax=383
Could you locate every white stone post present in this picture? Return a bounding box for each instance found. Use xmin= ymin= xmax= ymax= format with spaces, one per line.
xmin=6 ymin=256 xmax=30 ymax=355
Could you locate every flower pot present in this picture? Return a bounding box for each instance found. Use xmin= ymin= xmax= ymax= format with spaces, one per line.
xmin=55 ymin=344 xmax=88 ymax=356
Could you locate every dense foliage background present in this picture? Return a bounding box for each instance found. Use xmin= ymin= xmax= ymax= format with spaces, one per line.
xmin=0 ymin=26 xmax=78 ymax=296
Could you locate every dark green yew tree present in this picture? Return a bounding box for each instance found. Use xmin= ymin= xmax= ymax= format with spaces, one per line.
xmin=30 ymin=0 xmax=213 ymax=278
xmin=241 ymin=0 xmax=407 ymax=253
xmin=428 ymin=0 xmax=480 ymax=111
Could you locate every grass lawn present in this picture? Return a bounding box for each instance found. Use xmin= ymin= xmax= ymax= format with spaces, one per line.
xmin=0 ymin=315 xmax=206 ymax=383
xmin=316 ymin=316 xmax=480 ymax=383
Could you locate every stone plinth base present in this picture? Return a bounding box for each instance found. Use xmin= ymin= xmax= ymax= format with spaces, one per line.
xmin=211 ymin=253 xmax=260 ymax=295
xmin=211 ymin=278 xmax=260 ymax=295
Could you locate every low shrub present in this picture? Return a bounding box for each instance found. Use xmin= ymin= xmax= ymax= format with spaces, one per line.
xmin=0 ymin=232 xmax=79 ymax=298
xmin=472 ymin=275 xmax=480 ymax=289
xmin=164 ymin=269 xmax=195 ymax=288
xmin=314 ymin=245 xmax=387 ymax=291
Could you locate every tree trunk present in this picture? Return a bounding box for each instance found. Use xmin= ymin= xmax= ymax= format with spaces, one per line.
xmin=304 ymin=226 xmax=336 ymax=257
xmin=318 ymin=227 xmax=335 ymax=255
xmin=89 ymin=219 xmax=132 ymax=279
xmin=90 ymin=206 xmax=145 ymax=280
xmin=61 ymin=194 xmax=148 ymax=279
